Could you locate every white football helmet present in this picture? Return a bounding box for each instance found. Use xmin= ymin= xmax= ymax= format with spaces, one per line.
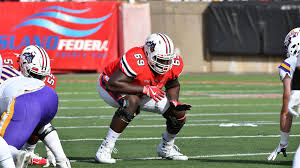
xmin=20 ymin=45 xmax=50 ymax=80
xmin=284 ymin=28 xmax=300 ymax=58
xmin=144 ymin=33 xmax=175 ymax=74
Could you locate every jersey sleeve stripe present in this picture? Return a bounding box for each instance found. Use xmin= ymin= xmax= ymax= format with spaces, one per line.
xmin=1 ymin=76 xmax=7 ymax=81
xmin=279 ymin=63 xmax=291 ymax=71
xmin=3 ymin=67 xmax=19 ymax=76
xmin=2 ymin=71 xmax=15 ymax=78
xmin=121 ymin=56 xmax=137 ymax=78
xmin=279 ymin=65 xmax=290 ymax=73
xmin=283 ymin=61 xmax=291 ymax=67
xmin=0 ymin=99 xmax=15 ymax=137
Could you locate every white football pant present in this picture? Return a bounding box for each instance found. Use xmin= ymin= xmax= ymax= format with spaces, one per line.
xmin=97 ymin=74 xmax=170 ymax=115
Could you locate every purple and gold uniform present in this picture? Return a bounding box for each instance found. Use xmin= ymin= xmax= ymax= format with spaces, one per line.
xmin=0 ymin=65 xmax=58 ymax=149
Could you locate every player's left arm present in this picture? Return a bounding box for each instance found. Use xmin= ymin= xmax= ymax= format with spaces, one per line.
xmin=166 ymin=79 xmax=191 ymax=111
xmin=165 ymin=78 xmax=180 ymax=101
xmin=165 ymin=55 xmax=191 ymax=111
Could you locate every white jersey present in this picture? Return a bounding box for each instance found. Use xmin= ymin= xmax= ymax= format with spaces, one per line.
xmin=0 ymin=54 xmax=2 ymax=77
xmin=0 ymin=65 xmax=45 ymax=114
xmin=279 ymin=56 xmax=298 ymax=81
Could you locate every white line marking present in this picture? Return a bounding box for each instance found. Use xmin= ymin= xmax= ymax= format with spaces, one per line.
xmin=57 ymin=92 xmax=96 ymax=95
xmin=59 ymin=99 xmax=103 ymax=102
xmin=71 ymin=151 xmax=296 ymax=162
xmin=59 ymin=134 xmax=300 ymax=142
xmin=55 ymin=122 xmax=300 ymax=129
xmin=58 ymin=104 xmax=280 ymax=110
xmin=56 ymin=90 xmax=281 ymax=96
xmin=183 ymin=90 xmax=280 ymax=93
xmin=55 ymin=112 xmax=279 ymax=119
xmin=142 ymin=119 xmax=230 ymax=122
xmin=219 ymin=123 xmax=258 ymax=127
xmin=58 ymin=95 xmax=280 ymax=103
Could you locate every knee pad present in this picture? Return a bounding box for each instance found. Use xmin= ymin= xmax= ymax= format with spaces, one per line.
xmin=37 ymin=123 xmax=56 ymax=141
xmin=118 ymin=97 xmax=141 ymax=115
xmin=115 ymin=107 xmax=136 ymax=123
xmin=115 ymin=98 xmax=140 ymax=123
xmin=163 ymin=108 xmax=186 ymax=133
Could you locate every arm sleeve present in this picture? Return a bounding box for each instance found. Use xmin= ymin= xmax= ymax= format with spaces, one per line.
xmin=120 ymin=54 xmax=138 ymax=78
xmin=279 ymin=60 xmax=292 ymax=81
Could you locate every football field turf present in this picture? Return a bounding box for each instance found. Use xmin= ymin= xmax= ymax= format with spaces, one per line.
xmin=34 ymin=73 xmax=299 ymax=168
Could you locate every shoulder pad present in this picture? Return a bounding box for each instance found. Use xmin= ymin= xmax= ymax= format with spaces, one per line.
xmin=1 ymin=52 xmax=20 ymax=70
xmin=44 ymin=73 xmax=57 ymax=89
xmin=170 ymin=55 xmax=184 ymax=78
xmin=120 ymin=47 xmax=147 ymax=78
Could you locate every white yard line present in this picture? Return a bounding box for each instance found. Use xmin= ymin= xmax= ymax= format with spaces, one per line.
xmin=58 ymin=95 xmax=280 ymax=102
xmin=183 ymin=90 xmax=280 ymax=93
xmin=54 ymin=122 xmax=300 ymax=129
xmin=55 ymin=112 xmax=279 ymax=119
xmin=59 ymin=134 xmax=300 ymax=142
xmin=70 ymin=151 xmax=295 ymax=162
xmin=56 ymin=90 xmax=281 ymax=95
xmin=58 ymin=104 xmax=280 ymax=110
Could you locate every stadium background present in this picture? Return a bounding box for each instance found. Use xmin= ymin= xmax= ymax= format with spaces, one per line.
xmin=2 ymin=0 xmax=300 ymax=168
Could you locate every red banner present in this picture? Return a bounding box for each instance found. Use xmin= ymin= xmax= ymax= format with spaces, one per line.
xmin=0 ymin=2 xmax=121 ymax=72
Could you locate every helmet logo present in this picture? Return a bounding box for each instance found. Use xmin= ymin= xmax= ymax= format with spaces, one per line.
xmin=23 ymin=52 xmax=35 ymax=63
xmin=146 ymin=41 xmax=156 ymax=52
xmin=290 ymin=30 xmax=299 ymax=37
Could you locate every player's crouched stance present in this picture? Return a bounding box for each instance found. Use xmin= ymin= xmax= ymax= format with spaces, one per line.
xmin=0 ymin=65 xmax=71 ymax=168
xmin=95 ymin=33 xmax=191 ymax=164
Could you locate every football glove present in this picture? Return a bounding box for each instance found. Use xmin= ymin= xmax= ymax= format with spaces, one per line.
xmin=267 ymin=143 xmax=288 ymax=161
xmin=143 ymin=86 xmax=165 ymax=102
xmin=169 ymin=100 xmax=192 ymax=111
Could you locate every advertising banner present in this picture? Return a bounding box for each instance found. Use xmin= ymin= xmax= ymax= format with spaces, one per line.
xmin=0 ymin=2 xmax=121 ymax=72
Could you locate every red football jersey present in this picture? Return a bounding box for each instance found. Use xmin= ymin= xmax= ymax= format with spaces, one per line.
xmin=43 ymin=73 xmax=57 ymax=89
xmin=1 ymin=51 xmax=57 ymax=89
xmin=1 ymin=51 xmax=20 ymax=70
xmin=103 ymin=47 xmax=183 ymax=89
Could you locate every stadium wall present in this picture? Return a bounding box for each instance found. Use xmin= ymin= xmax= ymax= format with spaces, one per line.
xmin=149 ymin=1 xmax=283 ymax=73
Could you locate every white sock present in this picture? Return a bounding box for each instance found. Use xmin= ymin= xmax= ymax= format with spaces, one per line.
xmin=42 ymin=131 xmax=67 ymax=161
xmin=162 ymin=131 xmax=176 ymax=144
xmin=45 ymin=145 xmax=51 ymax=153
xmin=280 ymin=131 xmax=289 ymax=145
xmin=293 ymin=145 xmax=300 ymax=168
xmin=8 ymin=146 xmax=18 ymax=162
xmin=0 ymin=137 xmax=14 ymax=163
xmin=22 ymin=143 xmax=36 ymax=153
xmin=0 ymin=158 xmax=15 ymax=168
xmin=105 ymin=128 xmax=121 ymax=145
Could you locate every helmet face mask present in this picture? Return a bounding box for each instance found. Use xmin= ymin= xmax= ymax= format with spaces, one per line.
xmin=284 ymin=28 xmax=300 ymax=58
xmin=144 ymin=33 xmax=175 ymax=74
xmin=20 ymin=45 xmax=50 ymax=80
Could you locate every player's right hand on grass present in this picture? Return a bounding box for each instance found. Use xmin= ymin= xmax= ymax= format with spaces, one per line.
xmin=143 ymin=86 xmax=165 ymax=102
xmin=267 ymin=143 xmax=288 ymax=161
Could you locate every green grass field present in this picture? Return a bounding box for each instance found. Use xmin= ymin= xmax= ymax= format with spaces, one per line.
xmin=33 ymin=73 xmax=300 ymax=168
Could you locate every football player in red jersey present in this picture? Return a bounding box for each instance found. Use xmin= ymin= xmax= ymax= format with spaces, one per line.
xmin=95 ymin=33 xmax=191 ymax=164
xmin=1 ymin=46 xmax=69 ymax=168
